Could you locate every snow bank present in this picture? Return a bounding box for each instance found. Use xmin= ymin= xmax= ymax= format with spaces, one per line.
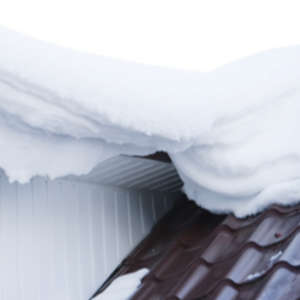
xmin=93 ymin=269 xmax=149 ymax=300
xmin=1 ymin=27 xmax=300 ymax=216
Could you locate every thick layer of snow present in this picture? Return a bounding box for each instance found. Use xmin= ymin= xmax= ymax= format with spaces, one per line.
xmin=1 ymin=27 xmax=300 ymax=216
xmin=93 ymin=269 xmax=149 ymax=300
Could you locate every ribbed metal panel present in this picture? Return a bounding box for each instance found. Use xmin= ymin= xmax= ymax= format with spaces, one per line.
xmin=0 ymin=172 xmax=177 ymax=300
xmin=69 ymin=156 xmax=183 ymax=192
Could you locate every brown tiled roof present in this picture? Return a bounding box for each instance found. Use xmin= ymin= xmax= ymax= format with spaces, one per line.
xmin=93 ymin=199 xmax=300 ymax=300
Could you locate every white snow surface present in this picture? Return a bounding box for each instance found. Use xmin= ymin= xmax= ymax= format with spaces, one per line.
xmin=93 ymin=269 xmax=149 ymax=300
xmin=1 ymin=27 xmax=300 ymax=217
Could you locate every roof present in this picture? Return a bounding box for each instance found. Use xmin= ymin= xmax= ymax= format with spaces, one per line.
xmin=93 ymin=199 xmax=300 ymax=300
xmin=2 ymin=27 xmax=300 ymax=217
xmin=66 ymin=154 xmax=182 ymax=192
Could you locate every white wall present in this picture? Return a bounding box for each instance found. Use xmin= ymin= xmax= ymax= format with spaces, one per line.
xmin=0 ymin=173 xmax=176 ymax=300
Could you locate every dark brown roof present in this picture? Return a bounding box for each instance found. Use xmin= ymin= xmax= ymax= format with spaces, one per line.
xmin=142 ymin=151 xmax=173 ymax=163
xmin=93 ymin=199 xmax=300 ymax=300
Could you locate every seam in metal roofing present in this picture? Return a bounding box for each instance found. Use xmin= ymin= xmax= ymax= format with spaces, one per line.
xmin=93 ymin=199 xmax=300 ymax=300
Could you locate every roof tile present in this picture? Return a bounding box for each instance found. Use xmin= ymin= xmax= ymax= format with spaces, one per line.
xmin=93 ymin=199 xmax=300 ymax=300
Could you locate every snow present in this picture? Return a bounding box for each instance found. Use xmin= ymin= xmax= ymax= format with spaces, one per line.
xmin=246 ymin=250 xmax=283 ymax=282
xmin=1 ymin=27 xmax=300 ymax=216
xmin=93 ymin=269 xmax=149 ymax=300
xmin=246 ymin=270 xmax=265 ymax=282
xmin=270 ymin=251 xmax=283 ymax=262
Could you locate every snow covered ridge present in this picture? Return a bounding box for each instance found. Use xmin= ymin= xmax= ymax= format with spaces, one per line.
xmin=1 ymin=27 xmax=300 ymax=217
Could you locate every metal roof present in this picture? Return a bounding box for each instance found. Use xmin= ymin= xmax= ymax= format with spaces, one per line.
xmin=93 ymin=199 xmax=300 ymax=300
xmin=66 ymin=155 xmax=183 ymax=193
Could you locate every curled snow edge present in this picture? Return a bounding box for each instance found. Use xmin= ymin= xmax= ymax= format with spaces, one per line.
xmin=1 ymin=26 xmax=300 ymax=217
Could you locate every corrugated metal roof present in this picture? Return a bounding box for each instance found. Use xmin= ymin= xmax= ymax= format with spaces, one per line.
xmin=67 ymin=155 xmax=183 ymax=192
xmin=93 ymin=199 xmax=300 ymax=300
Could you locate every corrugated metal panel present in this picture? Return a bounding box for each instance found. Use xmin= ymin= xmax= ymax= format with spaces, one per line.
xmin=68 ymin=155 xmax=183 ymax=192
xmin=95 ymin=200 xmax=300 ymax=300
xmin=0 ymin=172 xmax=177 ymax=300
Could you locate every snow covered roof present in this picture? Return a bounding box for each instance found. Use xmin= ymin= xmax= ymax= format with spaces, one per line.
xmin=94 ymin=199 xmax=300 ymax=299
xmin=1 ymin=26 xmax=300 ymax=216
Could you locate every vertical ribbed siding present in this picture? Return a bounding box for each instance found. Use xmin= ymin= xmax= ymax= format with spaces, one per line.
xmin=0 ymin=173 xmax=176 ymax=300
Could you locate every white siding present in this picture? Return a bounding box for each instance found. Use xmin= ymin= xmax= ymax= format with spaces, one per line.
xmin=0 ymin=174 xmax=176 ymax=300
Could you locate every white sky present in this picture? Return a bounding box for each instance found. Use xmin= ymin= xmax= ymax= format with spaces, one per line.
xmin=1 ymin=0 xmax=300 ymax=71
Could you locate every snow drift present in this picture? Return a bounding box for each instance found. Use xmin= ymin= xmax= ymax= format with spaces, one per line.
xmin=1 ymin=27 xmax=300 ymax=217
xmin=94 ymin=269 xmax=149 ymax=300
